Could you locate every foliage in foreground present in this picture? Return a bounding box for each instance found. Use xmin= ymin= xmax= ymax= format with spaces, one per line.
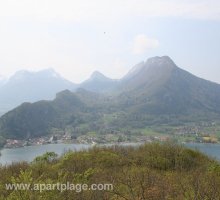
xmin=1 ymin=142 xmax=220 ymax=200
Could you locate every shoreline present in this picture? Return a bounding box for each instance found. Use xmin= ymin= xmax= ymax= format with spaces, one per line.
xmin=1 ymin=142 xmax=220 ymax=165
xmin=1 ymin=140 xmax=220 ymax=151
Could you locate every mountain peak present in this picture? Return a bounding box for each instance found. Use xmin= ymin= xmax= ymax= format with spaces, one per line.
xmin=146 ymin=56 xmax=175 ymax=66
xmin=90 ymin=71 xmax=106 ymax=80
xmin=80 ymin=71 xmax=117 ymax=93
xmin=10 ymin=70 xmax=32 ymax=81
xmin=119 ymin=56 xmax=177 ymax=93
xmin=122 ymin=56 xmax=175 ymax=82
xmin=0 ymin=68 xmax=76 ymax=113
xmin=9 ymin=68 xmax=63 ymax=82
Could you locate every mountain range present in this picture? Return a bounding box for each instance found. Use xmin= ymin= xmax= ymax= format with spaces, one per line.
xmin=1 ymin=56 xmax=220 ymax=139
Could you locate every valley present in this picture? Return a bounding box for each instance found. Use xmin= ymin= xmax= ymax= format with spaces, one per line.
xmin=1 ymin=56 xmax=220 ymax=148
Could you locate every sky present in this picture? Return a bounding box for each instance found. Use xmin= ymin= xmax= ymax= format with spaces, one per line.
xmin=0 ymin=0 xmax=220 ymax=83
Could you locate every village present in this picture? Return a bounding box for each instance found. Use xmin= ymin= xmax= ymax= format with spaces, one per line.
xmin=3 ymin=132 xmax=168 ymax=149
xmin=3 ymin=123 xmax=220 ymax=149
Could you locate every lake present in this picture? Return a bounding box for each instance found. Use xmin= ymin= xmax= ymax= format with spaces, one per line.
xmin=0 ymin=142 xmax=220 ymax=165
xmin=186 ymin=143 xmax=220 ymax=160
xmin=0 ymin=143 xmax=91 ymax=165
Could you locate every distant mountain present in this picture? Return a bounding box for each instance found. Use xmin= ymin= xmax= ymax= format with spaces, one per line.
xmin=1 ymin=56 xmax=220 ymax=139
xmin=116 ymin=56 xmax=220 ymax=116
xmin=116 ymin=56 xmax=175 ymax=93
xmin=0 ymin=68 xmax=77 ymax=114
xmin=79 ymin=71 xmax=118 ymax=93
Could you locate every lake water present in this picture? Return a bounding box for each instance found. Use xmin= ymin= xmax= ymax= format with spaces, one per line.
xmin=0 ymin=143 xmax=220 ymax=165
xmin=0 ymin=143 xmax=91 ymax=165
xmin=186 ymin=143 xmax=220 ymax=160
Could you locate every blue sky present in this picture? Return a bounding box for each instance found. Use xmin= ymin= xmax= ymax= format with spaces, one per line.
xmin=0 ymin=0 xmax=220 ymax=83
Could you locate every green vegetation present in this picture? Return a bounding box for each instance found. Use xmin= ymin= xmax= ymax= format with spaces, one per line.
xmin=1 ymin=142 xmax=220 ymax=199
xmin=1 ymin=89 xmax=220 ymax=143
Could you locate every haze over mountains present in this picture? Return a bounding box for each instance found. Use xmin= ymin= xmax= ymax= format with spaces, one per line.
xmin=80 ymin=71 xmax=118 ymax=93
xmin=0 ymin=67 xmax=118 ymax=115
xmin=0 ymin=69 xmax=77 ymax=115
xmin=1 ymin=56 xmax=220 ymax=140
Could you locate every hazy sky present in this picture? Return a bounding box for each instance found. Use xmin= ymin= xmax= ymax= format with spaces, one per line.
xmin=0 ymin=0 xmax=220 ymax=83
